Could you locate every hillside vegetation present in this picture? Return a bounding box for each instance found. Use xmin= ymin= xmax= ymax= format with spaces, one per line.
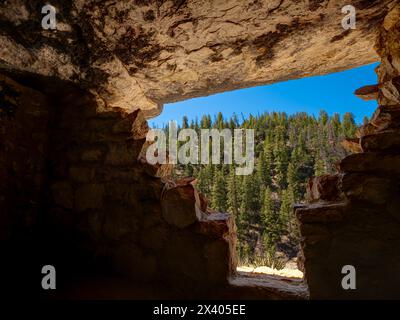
xmin=164 ymin=110 xmax=360 ymax=268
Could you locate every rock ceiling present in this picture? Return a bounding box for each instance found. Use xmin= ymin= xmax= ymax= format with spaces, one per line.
xmin=0 ymin=0 xmax=394 ymax=117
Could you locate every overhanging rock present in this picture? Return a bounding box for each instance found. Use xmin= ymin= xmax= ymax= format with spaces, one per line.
xmin=0 ymin=0 xmax=391 ymax=115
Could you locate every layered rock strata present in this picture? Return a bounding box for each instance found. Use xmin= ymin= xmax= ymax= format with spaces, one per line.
xmin=296 ymin=3 xmax=400 ymax=299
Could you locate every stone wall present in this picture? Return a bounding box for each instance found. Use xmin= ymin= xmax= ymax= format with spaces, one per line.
xmin=0 ymin=75 xmax=50 ymax=241
xmin=296 ymin=3 xmax=400 ymax=299
xmin=0 ymin=74 xmax=52 ymax=298
xmin=0 ymin=78 xmax=237 ymax=298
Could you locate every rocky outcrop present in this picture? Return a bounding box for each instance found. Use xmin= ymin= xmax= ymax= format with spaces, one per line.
xmin=354 ymin=84 xmax=379 ymax=101
xmin=0 ymin=0 xmax=391 ymax=115
xmin=296 ymin=2 xmax=400 ymax=299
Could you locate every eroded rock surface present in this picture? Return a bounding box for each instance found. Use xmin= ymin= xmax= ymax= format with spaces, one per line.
xmin=0 ymin=0 xmax=391 ymax=115
xmin=296 ymin=2 xmax=400 ymax=299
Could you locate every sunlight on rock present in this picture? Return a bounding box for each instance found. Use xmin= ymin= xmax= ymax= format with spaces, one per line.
xmin=237 ymin=266 xmax=303 ymax=279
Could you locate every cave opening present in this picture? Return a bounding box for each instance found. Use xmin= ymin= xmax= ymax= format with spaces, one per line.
xmin=149 ymin=63 xmax=378 ymax=283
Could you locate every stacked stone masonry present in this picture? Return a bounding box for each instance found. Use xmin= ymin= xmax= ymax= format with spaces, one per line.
xmin=296 ymin=3 xmax=400 ymax=299
xmin=0 ymin=81 xmax=240 ymax=298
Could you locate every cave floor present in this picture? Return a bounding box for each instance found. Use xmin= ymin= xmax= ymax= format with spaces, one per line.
xmin=229 ymin=271 xmax=308 ymax=300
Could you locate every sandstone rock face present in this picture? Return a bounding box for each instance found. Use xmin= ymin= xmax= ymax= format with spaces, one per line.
xmin=296 ymin=3 xmax=400 ymax=299
xmin=354 ymin=84 xmax=379 ymax=101
xmin=361 ymin=130 xmax=400 ymax=151
xmin=340 ymin=138 xmax=362 ymax=153
xmin=161 ymin=180 xmax=202 ymax=228
xmin=0 ymin=0 xmax=390 ymax=115
xmin=306 ymin=174 xmax=343 ymax=203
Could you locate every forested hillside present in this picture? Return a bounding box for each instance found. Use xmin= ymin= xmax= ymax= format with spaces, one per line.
xmin=163 ymin=110 xmax=360 ymax=268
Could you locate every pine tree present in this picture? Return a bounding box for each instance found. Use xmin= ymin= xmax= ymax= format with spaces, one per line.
xmin=211 ymin=170 xmax=227 ymax=212
xmin=183 ymin=165 xmax=193 ymax=177
xmin=314 ymin=155 xmax=326 ymax=176
xmin=216 ymin=112 xmax=224 ymax=129
xmin=240 ymin=174 xmax=261 ymax=225
xmin=264 ymin=139 xmax=273 ymax=184
xmin=197 ymin=164 xmax=214 ymax=194
xmin=257 ymin=151 xmax=271 ymax=189
xmin=196 ymin=167 xmax=208 ymax=194
xmin=319 ymin=110 xmax=328 ymax=126
xmin=279 ymin=186 xmax=295 ymax=230
xmin=273 ymin=129 xmax=289 ymax=189
xmin=227 ymin=167 xmax=239 ymax=218
xmin=182 ymin=116 xmax=189 ymax=129
xmin=261 ymin=187 xmax=274 ymax=229
xmin=342 ymin=112 xmax=356 ymax=138
xmin=260 ymin=187 xmax=281 ymax=255
xmin=287 ymin=162 xmax=300 ymax=201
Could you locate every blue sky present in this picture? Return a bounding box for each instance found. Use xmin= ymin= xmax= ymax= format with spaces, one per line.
xmin=150 ymin=63 xmax=378 ymax=127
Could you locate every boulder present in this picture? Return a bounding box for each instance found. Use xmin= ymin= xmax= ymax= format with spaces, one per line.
xmin=306 ymin=175 xmax=343 ymax=203
xmin=161 ymin=182 xmax=201 ymax=228
xmin=341 ymin=138 xmax=362 ymax=153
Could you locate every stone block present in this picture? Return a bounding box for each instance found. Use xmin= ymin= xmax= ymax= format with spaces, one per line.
xmin=51 ymin=181 xmax=74 ymax=209
xmin=69 ymin=166 xmax=96 ymax=183
xmin=140 ymin=223 xmax=170 ymax=252
xmin=105 ymin=142 xmax=141 ymax=166
xmin=163 ymin=232 xmax=206 ymax=283
xmin=98 ymin=167 xmax=141 ymax=182
xmin=102 ymin=206 xmax=139 ymax=240
xmin=204 ymin=240 xmax=232 ymax=285
xmin=361 ymin=130 xmax=400 ymax=151
xmin=299 ymin=223 xmax=330 ymax=237
xmin=161 ymin=182 xmax=201 ymax=228
xmin=113 ymin=244 xmax=158 ymax=281
xmin=380 ymin=77 xmax=400 ymax=106
xmin=81 ymin=148 xmax=104 ymax=161
xmin=75 ymin=184 xmax=105 ymax=211
xmin=306 ymin=174 xmax=343 ymax=202
xmin=338 ymin=152 xmax=400 ymax=174
xmin=340 ymin=138 xmax=362 ymax=153
xmin=296 ymin=202 xmax=347 ymax=223
xmin=341 ymin=173 xmax=392 ymax=205
xmin=103 ymin=182 xmax=140 ymax=207
xmin=195 ymin=213 xmax=235 ymax=238
xmin=370 ymin=105 xmax=400 ymax=131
